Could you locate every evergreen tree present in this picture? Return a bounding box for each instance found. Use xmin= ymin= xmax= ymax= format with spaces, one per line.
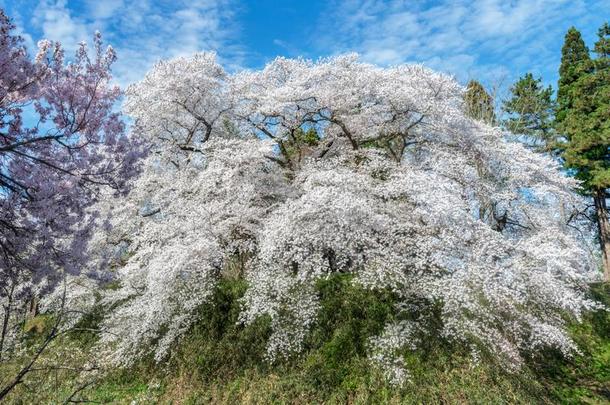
xmin=502 ymin=73 xmax=555 ymax=150
xmin=560 ymin=23 xmax=610 ymax=281
xmin=556 ymin=27 xmax=591 ymax=128
xmin=464 ymin=80 xmax=496 ymax=125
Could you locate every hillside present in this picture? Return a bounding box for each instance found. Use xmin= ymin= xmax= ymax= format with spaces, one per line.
xmin=1 ymin=279 xmax=608 ymax=404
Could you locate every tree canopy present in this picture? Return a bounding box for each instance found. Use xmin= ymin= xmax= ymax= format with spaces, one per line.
xmin=0 ymin=11 xmax=144 ymax=292
xmin=555 ymin=24 xmax=610 ymax=281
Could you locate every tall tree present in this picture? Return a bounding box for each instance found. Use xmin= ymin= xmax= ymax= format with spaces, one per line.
xmin=559 ymin=23 xmax=610 ymax=281
xmin=0 ymin=9 xmax=144 ymax=377
xmin=94 ymin=53 xmax=598 ymax=380
xmin=502 ymin=73 xmax=555 ymax=150
xmin=556 ymin=27 xmax=591 ymax=129
xmin=0 ymin=11 xmax=143 ymax=279
xmin=464 ymin=80 xmax=496 ymax=125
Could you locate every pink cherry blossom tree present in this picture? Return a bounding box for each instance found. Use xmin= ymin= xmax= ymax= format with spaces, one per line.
xmin=0 ymin=9 xmax=144 ymax=386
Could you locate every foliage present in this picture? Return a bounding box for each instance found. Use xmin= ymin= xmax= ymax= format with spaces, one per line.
xmin=283 ymin=127 xmax=321 ymax=166
xmin=0 ymin=8 xmax=608 ymax=405
xmin=94 ymin=137 xmax=287 ymax=365
xmin=502 ymin=73 xmax=555 ymax=150
xmin=555 ymin=23 xmax=610 ymax=282
xmin=560 ymin=24 xmax=610 ymax=191
xmin=556 ymin=27 xmax=591 ymax=128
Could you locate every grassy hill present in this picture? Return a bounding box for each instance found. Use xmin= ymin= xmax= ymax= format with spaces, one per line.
xmin=1 ymin=278 xmax=608 ymax=404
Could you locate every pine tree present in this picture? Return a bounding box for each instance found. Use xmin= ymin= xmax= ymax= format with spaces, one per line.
xmin=560 ymin=23 xmax=610 ymax=281
xmin=464 ymin=80 xmax=496 ymax=125
xmin=556 ymin=27 xmax=591 ymax=129
xmin=502 ymin=73 xmax=555 ymax=150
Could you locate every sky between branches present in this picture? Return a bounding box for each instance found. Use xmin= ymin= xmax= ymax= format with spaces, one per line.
xmin=3 ymin=0 xmax=608 ymax=90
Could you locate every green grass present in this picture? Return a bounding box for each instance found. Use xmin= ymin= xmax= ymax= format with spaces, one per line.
xmin=1 ymin=278 xmax=608 ymax=404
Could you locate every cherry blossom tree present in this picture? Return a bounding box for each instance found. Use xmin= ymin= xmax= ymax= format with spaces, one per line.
xmin=97 ymin=52 xmax=601 ymax=383
xmin=0 ymin=9 xmax=144 ymax=366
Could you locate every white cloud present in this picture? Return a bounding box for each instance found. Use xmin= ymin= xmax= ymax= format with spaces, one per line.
xmin=7 ymin=9 xmax=36 ymax=52
xmin=314 ymin=0 xmax=606 ymax=87
xmin=14 ymin=0 xmax=608 ymax=91
xmin=32 ymin=0 xmax=88 ymax=52
xmin=87 ymin=0 xmax=124 ymax=19
xmin=29 ymin=0 xmax=242 ymax=87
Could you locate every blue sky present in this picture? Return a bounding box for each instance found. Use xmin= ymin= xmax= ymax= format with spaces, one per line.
xmin=3 ymin=0 xmax=609 ymax=93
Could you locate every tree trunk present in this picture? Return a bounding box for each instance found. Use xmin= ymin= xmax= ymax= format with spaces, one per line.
xmin=0 ymin=283 xmax=14 ymax=360
xmin=27 ymin=296 xmax=38 ymax=319
xmin=0 ymin=304 xmax=11 ymax=360
xmin=593 ymin=189 xmax=610 ymax=281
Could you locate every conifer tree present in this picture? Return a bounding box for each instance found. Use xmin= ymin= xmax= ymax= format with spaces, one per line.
xmin=502 ymin=73 xmax=555 ymax=150
xmin=556 ymin=27 xmax=591 ymax=128
xmin=559 ymin=23 xmax=610 ymax=281
xmin=464 ymin=80 xmax=496 ymax=125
